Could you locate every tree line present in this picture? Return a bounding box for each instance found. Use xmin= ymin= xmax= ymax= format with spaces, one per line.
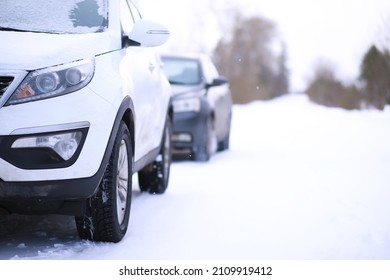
xmin=306 ymin=45 xmax=390 ymax=110
xmin=212 ymin=12 xmax=390 ymax=110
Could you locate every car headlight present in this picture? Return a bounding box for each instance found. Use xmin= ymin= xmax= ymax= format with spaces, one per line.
xmin=5 ymin=59 xmax=95 ymax=106
xmin=173 ymin=97 xmax=201 ymax=112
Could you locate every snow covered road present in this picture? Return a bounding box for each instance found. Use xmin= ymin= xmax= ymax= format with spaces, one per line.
xmin=1 ymin=94 xmax=390 ymax=260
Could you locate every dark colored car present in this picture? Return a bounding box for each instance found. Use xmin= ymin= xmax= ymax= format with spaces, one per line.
xmin=161 ymin=52 xmax=232 ymax=161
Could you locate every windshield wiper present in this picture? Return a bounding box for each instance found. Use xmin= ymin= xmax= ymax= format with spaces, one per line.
xmin=0 ymin=26 xmax=48 ymax=33
xmin=169 ymin=81 xmax=188 ymax=85
xmin=0 ymin=26 xmax=31 ymax=32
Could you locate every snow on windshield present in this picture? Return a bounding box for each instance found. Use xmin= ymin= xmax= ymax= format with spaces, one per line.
xmin=0 ymin=0 xmax=108 ymax=34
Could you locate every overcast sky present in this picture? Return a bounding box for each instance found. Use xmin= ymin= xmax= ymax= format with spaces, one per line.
xmin=136 ymin=0 xmax=390 ymax=92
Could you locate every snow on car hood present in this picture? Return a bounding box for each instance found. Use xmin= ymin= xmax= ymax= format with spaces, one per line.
xmin=0 ymin=31 xmax=119 ymax=70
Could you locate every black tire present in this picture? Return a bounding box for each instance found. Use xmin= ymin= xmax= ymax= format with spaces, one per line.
xmin=192 ymin=116 xmax=216 ymax=162
xmin=75 ymin=121 xmax=132 ymax=243
xmin=217 ymin=132 xmax=230 ymax=151
xmin=138 ymin=116 xmax=172 ymax=194
xmin=218 ymin=113 xmax=231 ymax=152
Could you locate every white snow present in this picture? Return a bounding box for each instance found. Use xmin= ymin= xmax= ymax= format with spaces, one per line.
xmin=1 ymin=94 xmax=390 ymax=260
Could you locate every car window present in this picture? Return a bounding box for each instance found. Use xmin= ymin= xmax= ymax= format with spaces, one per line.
xmin=162 ymin=57 xmax=202 ymax=85
xmin=0 ymin=0 xmax=108 ymax=34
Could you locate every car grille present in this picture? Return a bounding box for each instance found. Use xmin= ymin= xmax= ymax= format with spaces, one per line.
xmin=0 ymin=76 xmax=14 ymax=99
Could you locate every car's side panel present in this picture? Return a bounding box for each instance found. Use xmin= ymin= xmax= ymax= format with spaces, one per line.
xmin=122 ymin=48 xmax=170 ymax=162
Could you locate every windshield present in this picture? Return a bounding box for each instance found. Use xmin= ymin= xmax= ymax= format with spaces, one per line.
xmin=162 ymin=57 xmax=202 ymax=85
xmin=0 ymin=0 xmax=108 ymax=34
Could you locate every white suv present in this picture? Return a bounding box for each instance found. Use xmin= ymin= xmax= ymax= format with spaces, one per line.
xmin=0 ymin=0 xmax=173 ymax=243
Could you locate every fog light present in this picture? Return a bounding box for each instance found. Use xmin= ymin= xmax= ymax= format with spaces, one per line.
xmin=12 ymin=131 xmax=82 ymax=160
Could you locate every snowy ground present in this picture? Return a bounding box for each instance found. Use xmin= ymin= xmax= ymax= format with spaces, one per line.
xmin=1 ymin=94 xmax=390 ymax=260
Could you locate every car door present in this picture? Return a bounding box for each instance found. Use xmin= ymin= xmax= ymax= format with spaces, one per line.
xmin=120 ymin=0 xmax=167 ymax=161
xmin=203 ymin=56 xmax=232 ymax=141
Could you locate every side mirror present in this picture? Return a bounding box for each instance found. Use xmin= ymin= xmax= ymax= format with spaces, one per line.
xmin=127 ymin=19 xmax=170 ymax=47
xmin=207 ymin=76 xmax=228 ymax=89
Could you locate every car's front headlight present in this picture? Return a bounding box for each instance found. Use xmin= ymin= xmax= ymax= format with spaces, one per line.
xmin=5 ymin=59 xmax=95 ymax=106
xmin=173 ymin=97 xmax=201 ymax=112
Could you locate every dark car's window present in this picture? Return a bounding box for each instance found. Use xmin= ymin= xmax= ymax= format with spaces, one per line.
xmin=162 ymin=57 xmax=202 ymax=85
xmin=0 ymin=0 xmax=108 ymax=34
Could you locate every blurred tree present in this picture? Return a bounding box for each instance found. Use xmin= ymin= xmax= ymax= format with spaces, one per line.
xmin=272 ymin=43 xmax=290 ymax=98
xmin=213 ymin=14 xmax=289 ymax=104
xmin=359 ymin=45 xmax=390 ymax=110
xmin=306 ymin=61 xmax=361 ymax=110
xmin=374 ymin=15 xmax=390 ymax=53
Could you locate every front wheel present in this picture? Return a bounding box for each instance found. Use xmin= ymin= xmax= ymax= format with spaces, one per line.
xmin=138 ymin=116 xmax=172 ymax=194
xmin=192 ymin=116 xmax=217 ymax=162
xmin=217 ymin=132 xmax=230 ymax=151
xmin=75 ymin=121 xmax=132 ymax=243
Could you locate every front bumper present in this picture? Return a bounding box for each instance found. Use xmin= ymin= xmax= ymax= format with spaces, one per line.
xmin=0 ymin=97 xmax=132 ymax=216
xmin=0 ymin=87 xmax=115 ymax=182
xmin=0 ymin=124 xmax=95 ymax=215
xmin=172 ymin=99 xmax=211 ymax=152
xmin=0 ymin=175 xmax=101 ymax=215
xmin=0 ymin=83 xmax=120 ymax=215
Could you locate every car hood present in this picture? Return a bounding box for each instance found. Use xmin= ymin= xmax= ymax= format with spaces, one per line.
xmin=0 ymin=31 xmax=119 ymax=70
xmin=170 ymin=84 xmax=205 ymax=99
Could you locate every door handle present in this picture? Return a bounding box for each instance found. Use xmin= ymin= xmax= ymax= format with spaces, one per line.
xmin=148 ymin=63 xmax=155 ymax=72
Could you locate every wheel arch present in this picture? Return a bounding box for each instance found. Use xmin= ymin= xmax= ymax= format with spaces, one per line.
xmin=121 ymin=104 xmax=135 ymax=162
xmin=97 ymin=96 xmax=135 ymax=181
xmin=167 ymin=96 xmax=174 ymax=123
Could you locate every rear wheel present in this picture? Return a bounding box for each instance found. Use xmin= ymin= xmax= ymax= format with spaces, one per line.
xmin=75 ymin=121 xmax=132 ymax=243
xmin=138 ymin=116 xmax=172 ymax=194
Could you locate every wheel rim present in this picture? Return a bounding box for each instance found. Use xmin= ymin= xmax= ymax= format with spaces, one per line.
xmin=116 ymin=139 xmax=129 ymax=225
